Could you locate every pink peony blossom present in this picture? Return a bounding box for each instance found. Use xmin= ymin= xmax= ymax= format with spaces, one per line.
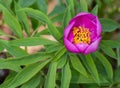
xmin=63 ymin=12 xmax=102 ymax=55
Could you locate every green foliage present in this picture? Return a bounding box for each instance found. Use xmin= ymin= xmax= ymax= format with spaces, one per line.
xmin=0 ymin=0 xmax=119 ymax=88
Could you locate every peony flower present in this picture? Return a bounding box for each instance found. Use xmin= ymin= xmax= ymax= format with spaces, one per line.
xmin=63 ymin=12 xmax=102 ymax=55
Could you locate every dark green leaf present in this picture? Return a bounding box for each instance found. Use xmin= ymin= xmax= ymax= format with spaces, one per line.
xmin=62 ymin=5 xmax=71 ymax=28
xmin=100 ymin=18 xmax=119 ymax=32
xmin=44 ymin=62 xmax=57 ymax=88
xmin=37 ymin=0 xmax=47 ymax=13
xmin=19 ymin=0 xmax=36 ymax=7
xmin=94 ymin=51 xmax=113 ymax=80
xmin=100 ymin=43 xmax=117 ymax=59
xmin=83 ymin=55 xmax=100 ymax=84
xmin=114 ymin=67 xmax=120 ymax=83
xmin=101 ymin=40 xmax=120 ymax=48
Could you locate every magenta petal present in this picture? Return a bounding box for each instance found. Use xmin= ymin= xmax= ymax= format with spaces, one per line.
xmin=64 ymin=21 xmax=75 ymax=38
xmin=84 ymin=37 xmax=102 ymax=55
xmin=96 ymin=17 xmax=102 ymax=36
xmin=64 ymin=38 xmax=79 ymax=53
xmin=75 ymin=44 xmax=89 ymax=53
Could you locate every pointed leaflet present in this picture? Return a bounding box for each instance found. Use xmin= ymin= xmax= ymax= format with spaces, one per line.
xmin=70 ymin=54 xmax=87 ymax=77
xmin=9 ymin=37 xmax=56 ymax=46
xmin=85 ymin=55 xmax=100 ymax=84
xmin=0 ymin=4 xmax=23 ymax=38
xmin=18 ymin=0 xmax=36 ymax=7
xmin=100 ymin=18 xmax=119 ymax=32
xmin=4 ymin=59 xmax=51 ymax=88
xmin=15 ymin=2 xmax=30 ymax=36
xmin=22 ymin=8 xmax=62 ymax=41
xmin=0 ymin=40 xmax=28 ymax=57
xmin=44 ymin=62 xmax=57 ymax=88
xmin=94 ymin=51 xmax=113 ymax=80
xmin=91 ymin=5 xmax=98 ymax=15
xmin=21 ymin=73 xmax=41 ymax=88
xmin=60 ymin=60 xmax=71 ymax=88
xmin=100 ymin=43 xmax=117 ymax=59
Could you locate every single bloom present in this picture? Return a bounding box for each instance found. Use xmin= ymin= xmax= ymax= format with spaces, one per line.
xmin=63 ymin=12 xmax=102 ymax=55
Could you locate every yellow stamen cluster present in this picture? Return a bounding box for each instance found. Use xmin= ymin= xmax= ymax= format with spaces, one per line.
xmin=72 ymin=26 xmax=91 ymax=44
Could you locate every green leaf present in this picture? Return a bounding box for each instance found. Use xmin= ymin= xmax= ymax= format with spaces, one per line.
xmin=44 ymin=62 xmax=57 ymax=88
xmin=19 ymin=0 xmax=36 ymax=7
xmin=66 ymin=0 xmax=75 ymax=17
xmin=37 ymin=0 xmax=47 ymax=13
xmin=62 ymin=5 xmax=71 ymax=28
xmin=100 ymin=18 xmax=119 ymax=32
xmin=52 ymin=46 xmax=66 ymax=61
xmin=70 ymin=54 xmax=87 ymax=77
xmin=22 ymin=8 xmax=62 ymax=41
xmin=117 ymin=33 xmax=120 ymax=67
xmin=0 ymin=40 xmax=28 ymax=57
xmin=0 ymin=59 xmax=21 ymax=72
xmin=60 ymin=60 xmax=71 ymax=88
xmin=21 ymin=73 xmax=41 ymax=88
xmin=114 ymin=67 xmax=120 ymax=83
xmin=101 ymin=40 xmax=120 ymax=48
xmin=4 ymin=59 xmax=51 ymax=88
xmin=94 ymin=51 xmax=113 ymax=80
xmin=57 ymin=54 xmax=67 ymax=69
xmin=9 ymin=37 xmax=57 ymax=46
xmin=100 ymin=43 xmax=117 ymax=59
xmin=0 ymin=72 xmax=17 ymax=88
xmin=83 ymin=55 xmax=100 ymax=84
xmin=15 ymin=2 xmax=30 ymax=36
xmin=91 ymin=5 xmax=98 ymax=15
xmin=0 ymin=43 xmax=4 ymax=52
xmin=80 ymin=0 xmax=88 ymax=12
xmin=1 ymin=52 xmax=51 ymax=66
xmin=0 ymin=4 xmax=23 ymax=38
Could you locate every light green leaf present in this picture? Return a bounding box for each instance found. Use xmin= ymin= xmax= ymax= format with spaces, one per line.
xmin=70 ymin=54 xmax=87 ymax=77
xmin=80 ymin=0 xmax=88 ymax=12
xmin=4 ymin=59 xmax=51 ymax=88
xmin=21 ymin=73 xmax=41 ymax=88
xmin=19 ymin=0 xmax=36 ymax=7
xmin=85 ymin=55 xmax=100 ymax=84
xmin=100 ymin=43 xmax=117 ymax=59
xmin=44 ymin=62 xmax=57 ymax=88
xmin=66 ymin=0 xmax=75 ymax=17
xmin=0 ymin=4 xmax=23 ymax=38
xmin=1 ymin=52 xmax=51 ymax=66
xmin=15 ymin=2 xmax=30 ymax=36
xmin=9 ymin=37 xmax=57 ymax=46
xmin=0 ymin=40 xmax=28 ymax=57
xmin=22 ymin=8 xmax=62 ymax=41
xmin=94 ymin=51 xmax=113 ymax=80
xmin=100 ymin=18 xmax=119 ymax=32
xmin=0 ymin=59 xmax=21 ymax=72
xmin=60 ymin=60 xmax=71 ymax=88
xmin=91 ymin=5 xmax=98 ymax=15
xmin=57 ymin=54 xmax=67 ymax=69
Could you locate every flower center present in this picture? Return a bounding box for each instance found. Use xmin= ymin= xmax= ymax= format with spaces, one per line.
xmin=72 ymin=26 xmax=91 ymax=44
